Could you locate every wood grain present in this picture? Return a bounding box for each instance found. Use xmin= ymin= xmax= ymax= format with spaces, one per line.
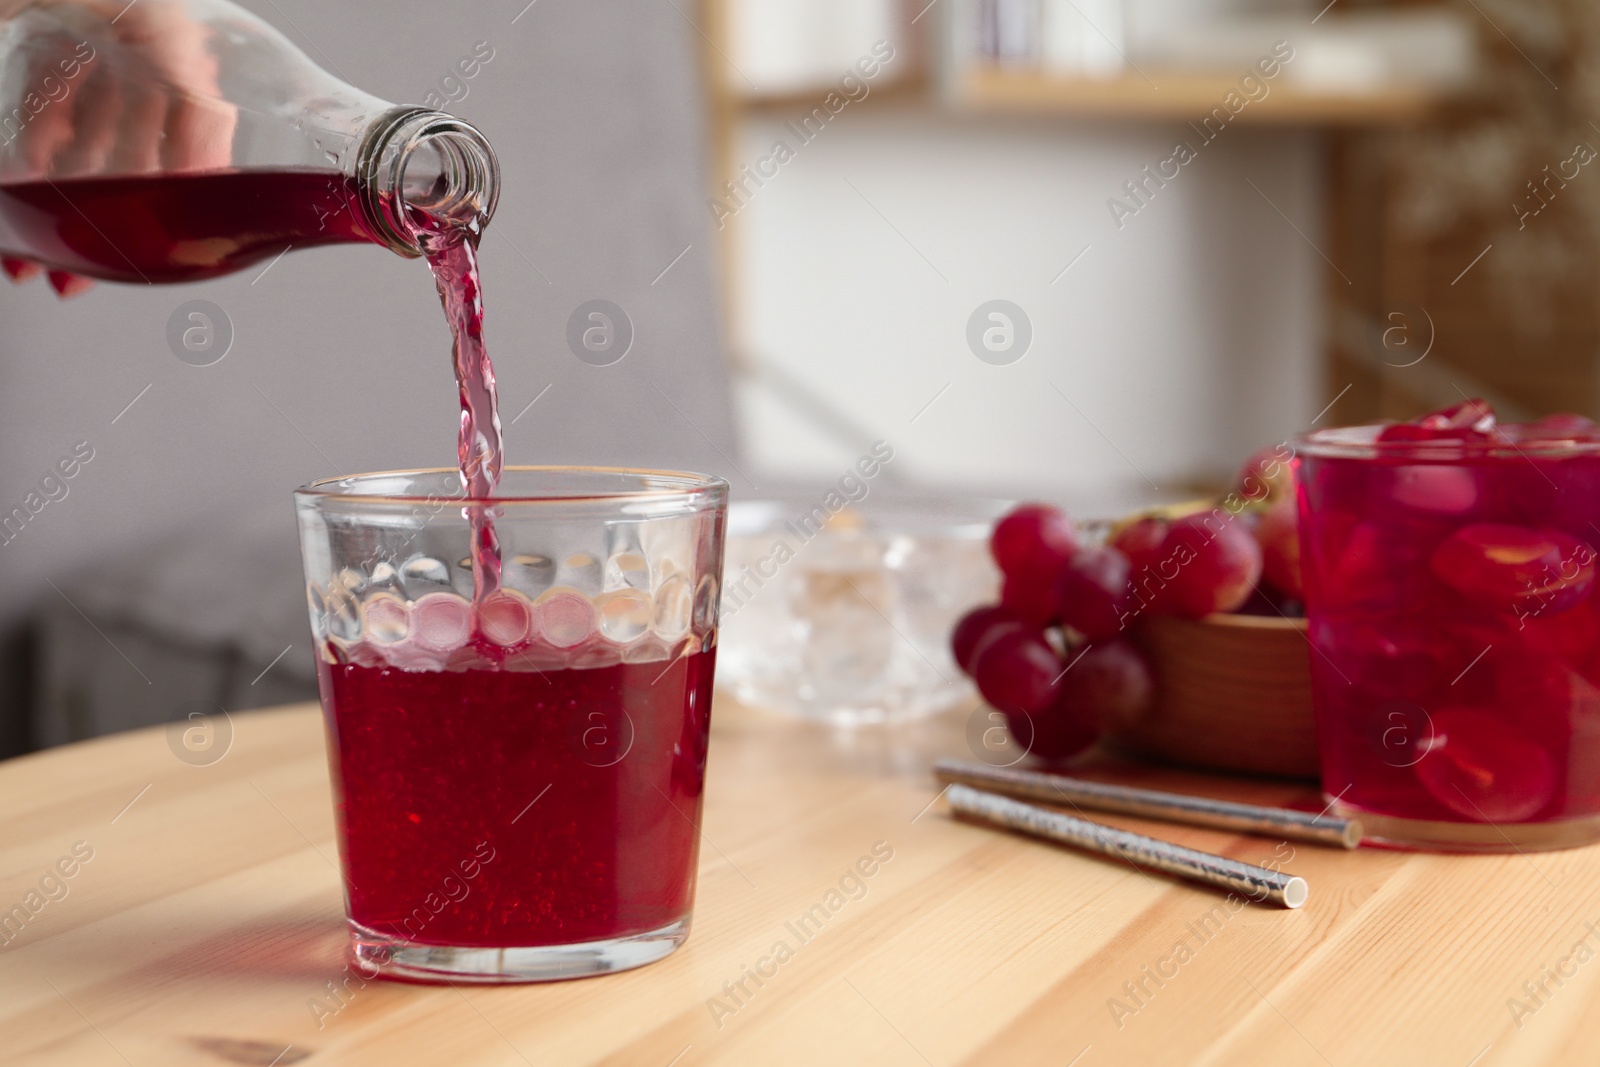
xmin=953 ymin=67 xmax=1469 ymax=127
xmin=2 ymin=698 xmax=1598 ymax=1066
xmin=1122 ymin=614 xmax=1319 ymax=780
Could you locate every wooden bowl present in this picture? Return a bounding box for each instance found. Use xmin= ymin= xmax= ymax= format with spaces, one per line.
xmin=1109 ymin=613 xmax=1320 ymax=780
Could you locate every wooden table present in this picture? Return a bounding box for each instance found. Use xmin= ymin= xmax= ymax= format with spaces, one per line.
xmin=4 ymin=697 xmax=1599 ymax=1066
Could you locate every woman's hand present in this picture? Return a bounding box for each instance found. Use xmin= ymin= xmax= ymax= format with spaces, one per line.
xmin=2 ymin=0 xmax=245 ymax=295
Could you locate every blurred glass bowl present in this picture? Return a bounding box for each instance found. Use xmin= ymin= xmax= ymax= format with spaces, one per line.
xmin=717 ymin=490 xmax=1006 ymax=724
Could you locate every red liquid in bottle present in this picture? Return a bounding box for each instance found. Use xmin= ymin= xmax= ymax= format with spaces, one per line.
xmin=0 ymin=170 xmax=370 ymax=283
xmin=319 ymin=648 xmax=716 ymax=947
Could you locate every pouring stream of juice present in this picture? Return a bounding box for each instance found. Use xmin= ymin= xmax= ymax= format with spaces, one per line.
xmin=414 ymin=212 xmax=504 ymax=601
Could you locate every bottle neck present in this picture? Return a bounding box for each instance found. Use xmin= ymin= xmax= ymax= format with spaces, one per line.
xmin=353 ymin=107 xmax=500 ymax=257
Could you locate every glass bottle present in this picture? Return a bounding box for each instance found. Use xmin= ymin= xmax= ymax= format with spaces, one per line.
xmin=0 ymin=0 xmax=498 ymax=282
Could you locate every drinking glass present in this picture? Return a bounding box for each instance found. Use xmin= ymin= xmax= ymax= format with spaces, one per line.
xmin=294 ymin=467 xmax=727 ymax=981
xmin=1298 ymin=428 xmax=1600 ymax=851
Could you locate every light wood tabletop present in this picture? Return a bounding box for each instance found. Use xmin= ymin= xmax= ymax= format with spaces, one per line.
xmin=3 ymin=696 xmax=1598 ymax=1066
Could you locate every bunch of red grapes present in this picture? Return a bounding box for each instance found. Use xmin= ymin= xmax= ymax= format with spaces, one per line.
xmin=952 ymin=446 xmax=1303 ymax=762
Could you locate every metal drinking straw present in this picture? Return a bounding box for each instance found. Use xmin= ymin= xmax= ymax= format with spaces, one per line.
xmin=934 ymin=759 xmax=1362 ymax=849
xmin=946 ymin=784 xmax=1310 ymax=909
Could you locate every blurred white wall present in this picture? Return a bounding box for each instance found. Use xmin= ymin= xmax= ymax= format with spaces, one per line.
xmin=727 ymin=107 xmax=1323 ymax=506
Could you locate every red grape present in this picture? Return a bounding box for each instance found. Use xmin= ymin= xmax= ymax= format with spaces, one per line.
xmin=1058 ymin=639 xmax=1155 ymax=733
xmin=1112 ymin=516 xmax=1172 ymax=619
xmin=1159 ymin=511 xmax=1263 ymax=617
xmin=1387 ymin=464 xmax=1480 ymax=515
xmin=1425 ymin=398 xmax=1496 ymax=433
xmin=1001 ymin=573 xmax=1060 ymax=627
xmin=1378 ymin=398 xmax=1496 ymax=443
xmin=1005 ymin=699 xmax=1099 ymax=764
xmin=1525 ymin=412 xmax=1598 ymax=439
xmin=1233 ymin=586 xmax=1296 ymax=617
xmin=1525 ymin=598 xmax=1600 ymax=688
xmin=1376 ymin=423 xmax=1436 ymax=443
xmin=951 ymin=605 xmax=1023 ymax=675
xmin=1112 ymin=516 xmax=1166 ymax=572
xmin=1414 ymin=708 xmax=1556 ymax=822
xmin=1234 ymin=444 xmax=1295 ymax=505
xmin=1429 ymin=523 xmax=1596 ymax=617
xmin=1255 ymin=496 xmax=1302 ymax=599
xmin=990 ymin=504 xmax=1079 ymax=588
xmin=1056 ymin=546 xmax=1133 ymax=641
xmin=972 ymin=627 xmax=1062 ymax=716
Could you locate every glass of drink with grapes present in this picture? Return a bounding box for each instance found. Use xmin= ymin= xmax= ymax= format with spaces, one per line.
xmin=1298 ymin=401 xmax=1600 ymax=850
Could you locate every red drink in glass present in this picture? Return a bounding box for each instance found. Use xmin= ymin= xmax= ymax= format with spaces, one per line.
xmin=1298 ymin=402 xmax=1600 ymax=850
xmin=320 ymin=649 xmax=716 ymax=952
xmin=296 ymin=467 xmax=728 ymax=981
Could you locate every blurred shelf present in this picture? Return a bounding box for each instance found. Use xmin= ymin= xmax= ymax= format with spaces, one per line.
xmin=728 ymin=73 xmax=932 ymax=113
xmin=726 ymin=67 xmax=1472 ymax=127
xmin=951 ymin=66 xmax=1470 ymax=126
